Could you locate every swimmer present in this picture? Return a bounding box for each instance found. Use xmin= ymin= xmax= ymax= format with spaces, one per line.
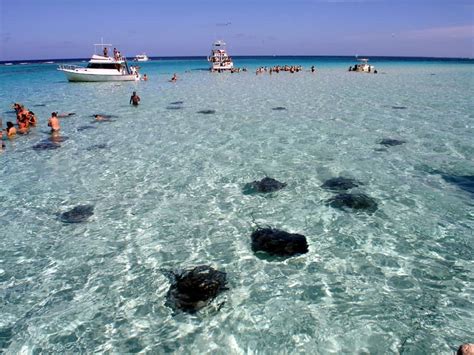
xmin=48 ymin=112 xmax=60 ymax=133
xmin=143 ymin=74 xmax=148 ymax=81
xmin=17 ymin=113 xmax=29 ymax=134
xmin=93 ymin=114 xmax=113 ymax=122
xmin=28 ymin=111 xmax=37 ymax=126
xmin=130 ymin=91 xmax=140 ymax=106
xmin=6 ymin=121 xmax=16 ymax=137
xmin=170 ymin=73 xmax=177 ymax=82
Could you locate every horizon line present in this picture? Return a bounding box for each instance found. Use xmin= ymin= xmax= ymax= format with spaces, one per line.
xmin=1 ymin=54 xmax=474 ymax=63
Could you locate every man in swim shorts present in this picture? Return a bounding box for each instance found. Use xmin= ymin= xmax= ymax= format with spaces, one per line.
xmin=130 ymin=91 xmax=140 ymax=106
xmin=48 ymin=112 xmax=60 ymax=132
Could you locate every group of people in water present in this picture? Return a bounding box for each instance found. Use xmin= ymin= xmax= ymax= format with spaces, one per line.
xmin=1 ymin=102 xmax=41 ymax=145
xmin=255 ymin=65 xmax=315 ymax=75
xmin=0 ymin=103 xmax=78 ymax=150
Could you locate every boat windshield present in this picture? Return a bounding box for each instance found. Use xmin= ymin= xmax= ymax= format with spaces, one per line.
xmin=87 ymin=63 xmax=121 ymax=70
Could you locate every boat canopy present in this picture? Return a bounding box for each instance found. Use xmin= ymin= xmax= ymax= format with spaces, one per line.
xmin=90 ymin=54 xmax=124 ymax=64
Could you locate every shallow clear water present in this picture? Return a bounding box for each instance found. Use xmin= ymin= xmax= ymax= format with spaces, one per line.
xmin=1 ymin=58 xmax=473 ymax=354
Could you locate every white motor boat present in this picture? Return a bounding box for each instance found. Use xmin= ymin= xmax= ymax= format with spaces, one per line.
xmin=58 ymin=43 xmax=140 ymax=82
xmin=134 ymin=53 xmax=149 ymax=62
xmin=208 ymin=40 xmax=234 ymax=72
xmin=349 ymin=58 xmax=376 ymax=73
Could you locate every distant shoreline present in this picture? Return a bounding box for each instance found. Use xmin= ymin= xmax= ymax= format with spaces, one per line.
xmin=1 ymin=55 xmax=473 ymax=65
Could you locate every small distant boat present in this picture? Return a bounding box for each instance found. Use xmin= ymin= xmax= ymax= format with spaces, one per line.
xmin=58 ymin=43 xmax=140 ymax=82
xmin=4 ymin=63 xmax=13 ymax=66
xmin=133 ymin=53 xmax=149 ymax=62
xmin=349 ymin=58 xmax=376 ymax=73
xmin=208 ymin=40 xmax=233 ymax=72
xmin=44 ymin=61 xmax=55 ymax=64
xmin=19 ymin=62 xmax=29 ymax=65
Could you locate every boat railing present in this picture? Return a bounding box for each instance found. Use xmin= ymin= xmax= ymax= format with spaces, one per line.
xmin=58 ymin=64 xmax=78 ymax=71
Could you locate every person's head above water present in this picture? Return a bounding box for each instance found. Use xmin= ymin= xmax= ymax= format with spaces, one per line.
xmin=52 ymin=112 xmax=57 ymax=117
xmin=132 ymin=91 xmax=136 ymax=95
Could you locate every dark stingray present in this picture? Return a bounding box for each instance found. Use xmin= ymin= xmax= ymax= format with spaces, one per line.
xmin=91 ymin=114 xmax=118 ymax=119
xmin=379 ymin=138 xmax=406 ymax=147
xmin=33 ymin=104 xmax=46 ymax=107
xmin=441 ymin=174 xmax=474 ymax=197
xmin=77 ymin=125 xmax=96 ymax=132
xmin=327 ymin=193 xmax=378 ymax=213
xmin=197 ymin=109 xmax=216 ymax=114
xmin=86 ymin=143 xmax=107 ymax=151
xmin=166 ymin=265 xmax=227 ymax=313
xmin=59 ymin=205 xmax=94 ymax=223
xmin=392 ymin=106 xmax=407 ymax=110
xmin=166 ymin=106 xmax=183 ymax=110
xmin=272 ymin=107 xmax=287 ymax=111
xmin=243 ymin=177 xmax=287 ymax=194
xmin=321 ymin=177 xmax=362 ymax=191
xmin=32 ymin=140 xmax=60 ymax=151
xmin=170 ymin=101 xmax=184 ymax=105
xmin=251 ymin=227 xmax=308 ymax=257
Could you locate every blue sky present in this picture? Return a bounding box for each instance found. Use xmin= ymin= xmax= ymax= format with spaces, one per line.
xmin=0 ymin=0 xmax=473 ymax=60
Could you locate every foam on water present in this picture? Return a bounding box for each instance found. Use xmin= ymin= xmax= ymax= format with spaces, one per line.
xmin=1 ymin=58 xmax=473 ymax=353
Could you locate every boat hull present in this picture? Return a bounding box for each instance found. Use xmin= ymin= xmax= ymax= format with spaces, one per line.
xmin=210 ymin=62 xmax=234 ymax=71
xmin=58 ymin=68 xmax=139 ymax=82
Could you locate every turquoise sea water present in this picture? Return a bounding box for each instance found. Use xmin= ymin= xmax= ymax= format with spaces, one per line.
xmin=1 ymin=57 xmax=473 ymax=353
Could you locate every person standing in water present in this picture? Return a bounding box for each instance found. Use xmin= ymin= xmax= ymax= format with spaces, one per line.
xmin=130 ymin=91 xmax=141 ymax=106
xmin=48 ymin=112 xmax=60 ymax=133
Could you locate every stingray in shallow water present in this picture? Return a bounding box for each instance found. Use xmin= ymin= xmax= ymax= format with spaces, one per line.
xmin=441 ymin=174 xmax=474 ymax=197
xmin=59 ymin=205 xmax=94 ymax=223
xmin=32 ymin=140 xmax=60 ymax=151
xmin=379 ymin=138 xmax=406 ymax=147
xmin=243 ymin=177 xmax=287 ymax=194
xmin=251 ymin=227 xmax=309 ymax=257
xmin=392 ymin=106 xmax=407 ymax=110
xmin=197 ymin=109 xmax=216 ymax=114
xmin=77 ymin=125 xmax=96 ymax=132
xmin=272 ymin=107 xmax=287 ymax=111
xmin=321 ymin=177 xmax=362 ymax=191
xmin=170 ymin=101 xmax=184 ymax=105
xmin=166 ymin=106 xmax=183 ymax=110
xmin=166 ymin=265 xmax=227 ymax=313
xmin=327 ymin=193 xmax=378 ymax=213
xmin=86 ymin=143 xmax=107 ymax=151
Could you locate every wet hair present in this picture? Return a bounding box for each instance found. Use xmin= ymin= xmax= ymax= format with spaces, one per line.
xmin=52 ymin=112 xmax=57 ymax=117
xmin=6 ymin=121 xmax=14 ymax=128
xmin=132 ymin=91 xmax=136 ymax=95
